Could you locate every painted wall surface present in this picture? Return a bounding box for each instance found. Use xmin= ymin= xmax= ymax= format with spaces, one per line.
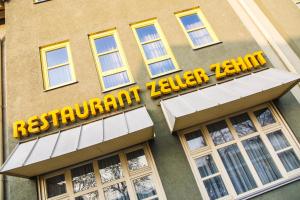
xmin=3 ymin=0 xmax=300 ymax=200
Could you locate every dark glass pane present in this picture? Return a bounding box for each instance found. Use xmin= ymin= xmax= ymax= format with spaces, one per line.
xmin=185 ymin=130 xmax=206 ymax=150
xmin=267 ymin=130 xmax=290 ymax=151
xmin=149 ymin=59 xmax=176 ymax=76
xmin=133 ymin=176 xmax=157 ymax=200
xmin=71 ymin=163 xmax=96 ymax=193
xmin=46 ymin=47 xmax=68 ymax=67
xmin=75 ymin=191 xmax=99 ymax=200
xmin=136 ymin=25 xmax=159 ymax=43
xmin=230 ymin=113 xmax=256 ymax=137
xmin=180 ymin=14 xmax=203 ymax=30
xmin=46 ymin=174 xmax=66 ymax=198
xmin=207 ymin=120 xmax=234 ymax=145
xmin=203 ymin=176 xmax=228 ymax=200
xmin=254 ymin=108 xmax=276 ymax=127
xmin=126 ymin=149 xmax=148 ymax=171
xmin=94 ymin=35 xmax=117 ymax=54
xmin=195 ymin=155 xmax=218 ymax=178
xmin=278 ymin=149 xmax=300 ymax=172
xmin=104 ymin=182 xmax=130 ymax=200
xmin=242 ymin=136 xmax=282 ymax=184
xmin=218 ymin=144 xmax=257 ymax=194
xmin=98 ymin=155 xmax=123 ymax=183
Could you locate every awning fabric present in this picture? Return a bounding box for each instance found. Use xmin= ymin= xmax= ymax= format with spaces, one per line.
xmin=0 ymin=106 xmax=154 ymax=178
xmin=161 ymin=68 xmax=300 ymax=132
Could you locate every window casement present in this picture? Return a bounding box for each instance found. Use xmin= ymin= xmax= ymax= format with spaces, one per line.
xmin=40 ymin=42 xmax=77 ymax=90
xmin=175 ymin=8 xmax=220 ymax=50
xmin=131 ymin=19 xmax=180 ymax=78
xmin=39 ymin=143 xmax=166 ymax=200
xmin=179 ymin=103 xmax=300 ymax=200
xmin=89 ymin=29 xmax=135 ymax=92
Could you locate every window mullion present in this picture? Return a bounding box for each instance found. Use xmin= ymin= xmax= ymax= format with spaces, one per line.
xmin=101 ymin=67 xmax=127 ymax=77
xmin=64 ymin=170 xmax=75 ymax=199
xmin=92 ymin=160 xmax=105 ymax=200
xmin=97 ymin=49 xmax=119 ymax=56
xmin=147 ymin=55 xmax=170 ymax=65
xmin=47 ymin=62 xmax=70 ymax=70
xmin=186 ymin=26 xmax=206 ymax=33
xmin=140 ymin=38 xmax=161 ymax=45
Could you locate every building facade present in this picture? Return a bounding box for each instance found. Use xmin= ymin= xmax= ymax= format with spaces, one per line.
xmin=1 ymin=0 xmax=300 ymax=200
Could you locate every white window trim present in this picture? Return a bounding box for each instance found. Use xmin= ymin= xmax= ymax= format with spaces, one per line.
xmin=179 ymin=102 xmax=300 ymax=200
xmin=38 ymin=143 xmax=166 ymax=200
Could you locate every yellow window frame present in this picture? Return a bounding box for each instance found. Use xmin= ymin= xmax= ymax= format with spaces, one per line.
xmin=40 ymin=41 xmax=77 ymax=90
xmin=89 ymin=29 xmax=135 ymax=92
xmin=131 ymin=19 xmax=180 ymax=79
xmin=175 ymin=8 xmax=220 ymax=49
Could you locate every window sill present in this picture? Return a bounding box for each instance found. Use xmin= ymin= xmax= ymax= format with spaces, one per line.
xmin=43 ymin=81 xmax=78 ymax=92
xmin=192 ymin=41 xmax=222 ymax=50
xmin=237 ymin=173 xmax=300 ymax=200
xmin=101 ymin=82 xmax=137 ymax=93
xmin=150 ymin=69 xmax=182 ymax=79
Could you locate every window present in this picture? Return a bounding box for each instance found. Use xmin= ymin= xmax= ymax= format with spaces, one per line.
xmin=40 ymin=42 xmax=76 ymax=90
xmin=40 ymin=144 xmax=166 ymax=200
xmin=180 ymin=104 xmax=300 ymax=199
xmin=293 ymin=0 xmax=300 ymax=8
xmin=34 ymin=0 xmax=48 ymax=3
xmin=131 ymin=19 xmax=180 ymax=78
xmin=175 ymin=8 xmax=219 ymax=49
xmin=89 ymin=29 xmax=134 ymax=91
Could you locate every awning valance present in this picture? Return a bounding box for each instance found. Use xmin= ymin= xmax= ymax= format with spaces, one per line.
xmin=0 ymin=106 xmax=154 ymax=178
xmin=161 ymin=68 xmax=300 ymax=132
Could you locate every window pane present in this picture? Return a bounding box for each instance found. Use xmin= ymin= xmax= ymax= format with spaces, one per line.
xmin=46 ymin=47 xmax=68 ymax=67
xmin=267 ymin=130 xmax=290 ymax=151
xmin=207 ymin=120 xmax=234 ymax=145
xmin=46 ymin=174 xmax=66 ymax=198
xmin=278 ymin=149 xmax=300 ymax=172
xmin=149 ymin=59 xmax=176 ymax=76
xmin=95 ymin=35 xmax=117 ymax=54
xmin=242 ymin=136 xmax=282 ymax=184
xmin=99 ymin=52 xmax=124 ymax=72
xmin=230 ymin=113 xmax=256 ymax=137
xmin=203 ymin=176 xmax=228 ymax=200
xmin=136 ymin=25 xmax=159 ymax=43
xmin=133 ymin=176 xmax=157 ymax=200
xmin=142 ymin=40 xmax=167 ymax=60
xmin=71 ymin=163 xmax=97 ymax=193
xmin=104 ymin=182 xmax=130 ymax=200
xmin=185 ymin=130 xmax=206 ymax=150
xmin=218 ymin=144 xmax=257 ymax=194
xmin=195 ymin=155 xmax=218 ymax=178
xmin=180 ymin=14 xmax=204 ymax=30
xmin=98 ymin=155 xmax=123 ymax=183
xmin=126 ymin=149 xmax=148 ymax=171
xmin=254 ymin=108 xmax=276 ymax=127
xmin=48 ymin=65 xmax=72 ymax=87
xmin=103 ymin=71 xmax=130 ymax=89
xmin=75 ymin=191 xmax=99 ymax=200
xmin=188 ymin=29 xmax=213 ymax=47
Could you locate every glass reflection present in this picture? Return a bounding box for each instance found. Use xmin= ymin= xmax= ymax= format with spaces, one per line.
xmin=103 ymin=71 xmax=130 ymax=89
xmin=188 ymin=29 xmax=213 ymax=47
xmin=195 ymin=155 xmax=218 ymax=178
xmin=180 ymin=14 xmax=203 ymax=30
xmin=46 ymin=47 xmax=68 ymax=67
xmin=75 ymin=191 xmax=99 ymax=200
xmin=149 ymin=59 xmax=175 ymax=76
xmin=48 ymin=65 xmax=72 ymax=87
xmin=99 ymin=155 xmax=123 ymax=183
xmin=136 ymin=25 xmax=159 ymax=43
xmin=133 ymin=176 xmax=157 ymax=200
xmin=104 ymin=182 xmax=130 ymax=200
xmin=185 ymin=130 xmax=206 ymax=150
xmin=203 ymin=176 xmax=228 ymax=200
xmin=254 ymin=108 xmax=276 ymax=127
xmin=230 ymin=113 xmax=256 ymax=137
xmin=46 ymin=174 xmax=66 ymax=198
xmin=126 ymin=149 xmax=148 ymax=171
xmin=71 ymin=163 xmax=97 ymax=193
xmin=207 ymin=120 xmax=234 ymax=145
xmin=95 ymin=35 xmax=117 ymax=54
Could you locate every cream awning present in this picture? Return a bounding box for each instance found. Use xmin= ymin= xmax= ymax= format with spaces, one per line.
xmin=0 ymin=106 xmax=154 ymax=178
xmin=161 ymin=68 xmax=300 ymax=132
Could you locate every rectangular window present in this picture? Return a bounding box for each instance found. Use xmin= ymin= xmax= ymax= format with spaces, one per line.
xmin=131 ymin=19 xmax=180 ymax=78
xmin=180 ymin=104 xmax=300 ymax=199
xmin=40 ymin=42 xmax=76 ymax=90
xmin=40 ymin=144 xmax=166 ymax=200
xmin=89 ymin=29 xmax=134 ymax=91
xmin=294 ymin=0 xmax=300 ymax=8
xmin=175 ymin=8 xmax=220 ymax=49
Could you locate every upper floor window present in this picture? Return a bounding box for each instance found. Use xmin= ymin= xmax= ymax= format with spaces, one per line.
xmin=40 ymin=42 xmax=76 ymax=90
xmin=175 ymin=8 xmax=220 ymax=49
xmin=294 ymin=0 xmax=300 ymax=8
xmin=89 ymin=29 xmax=135 ymax=91
xmin=131 ymin=19 xmax=180 ymax=78
xmin=180 ymin=104 xmax=300 ymax=200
